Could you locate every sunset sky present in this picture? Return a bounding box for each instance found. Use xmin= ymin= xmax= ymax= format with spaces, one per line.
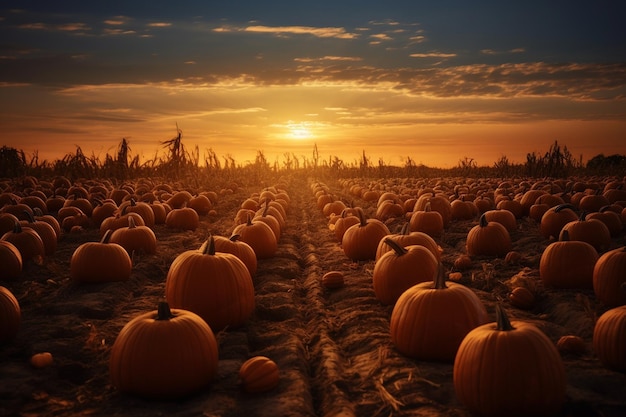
xmin=1 ymin=1 xmax=625 ymax=168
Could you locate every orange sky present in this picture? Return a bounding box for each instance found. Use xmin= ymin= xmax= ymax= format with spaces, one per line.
xmin=1 ymin=3 xmax=625 ymax=169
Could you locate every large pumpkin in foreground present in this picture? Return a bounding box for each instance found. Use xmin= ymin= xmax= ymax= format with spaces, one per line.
xmin=165 ymin=236 xmax=255 ymax=331
xmin=593 ymin=305 xmax=626 ymax=372
xmin=0 ymin=286 xmax=21 ymax=343
xmin=110 ymin=302 xmax=218 ymax=399
xmin=454 ymin=304 xmax=566 ymax=416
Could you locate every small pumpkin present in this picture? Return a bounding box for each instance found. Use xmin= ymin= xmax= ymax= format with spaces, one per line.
xmin=409 ymin=202 xmax=444 ymax=238
xmin=321 ymin=271 xmax=345 ymax=289
xmin=482 ymin=209 xmax=517 ymax=233
xmin=508 ymin=286 xmax=535 ymax=310
xmin=593 ymin=305 xmax=626 ymax=372
xmin=593 ymin=246 xmax=626 ymax=307
xmin=30 ymin=352 xmax=53 ymax=368
xmin=466 ymin=213 xmax=512 ymax=257
xmin=453 ymin=304 xmax=567 ymax=416
xmin=390 ymin=264 xmax=488 ymax=362
xmin=556 ymin=335 xmax=587 ymax=356
xmin=239 ymin=356 xmax=280 ymax=393
xmin=374 ymin=222 xmax=441 ymax=262
xmin=70 ymin=230 xmax=132 ymax=283
xmin=333 ymin=209 xmax=360 ymax=243
xmin=165 ymin=235 xmax=255 ymax=331
xmin=110 ymin=302 xmax=219 ymax=399
xmin=0 ymin=286 xmax=20 ymax=343
xmin=559 ymin=212 xmax=611 ymax=253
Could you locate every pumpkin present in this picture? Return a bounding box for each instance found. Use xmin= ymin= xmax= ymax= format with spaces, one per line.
xmin=165 ymin=207 xmax=199 ymax=231
xmin=0 ymin=240 xmax=23 ymax=280
xmin=556 ymin=335 xmax=587 ymax=356
xmin=321 ymin=271 xmax=345 ymax=289
xmin=100 ymin=212 xmax=145 ymax=235
xmin=165 ymin=235 xmax=255 ymax=331
xmin=390 ymin=264 xmax=488 ymax=362
xmin=593 ymin=246 xmax=626 ymax=307
xmin=539 ymin=203 xmax=578 ymax=240
xmin=253 ymin=202 xmax=282 ymax=241
xmin=508 ymin=286 xmax=535 ymax=310
xmin=466 ymin=213 xmax=512 ymax=257
xmin=450 ymin=197 xmax=478 ymax=221
xmin=586 ymin=206 xmax=623 ymax=237
xmin=453 ymin=304 xmax=567 ymax=416
xmin=188 ymin=194 xmax=212 ymax=216
xmin=70 ymin=230 xmax=132 ymax=283
xmin=0 ymin=212 xmax=20 ymax=235
xmin=91 ymin=199 xmax=119 ymax=228
xmin=539 ymin=230 xmax=598 ymax=289
xmin=373 ymin=238 xmax=438 ymax=305
xmin=333 ymin=209 xmax=360 ymax=243
xmin=496 ymin=198 xmax=523 ymax=219
xmin=409 ymin=202 xmax=444 ymax=238
xmin=482 ymin=209 xmax=517 ymax=233
xmin=412 ymin=194 xmax=452 ymax=228
xmin=1 ymin=221 xmax=45 ymax=263
xmin=375 ymin=199 xmax=404 ymax=222
xmin=323 ymin=199 xmax=347 ymax=218
xmin=239 ymin=356 xmax=280 ymax=393
xmin=212 ymin=234 xmax=258 ymax=277
xmin=109 ymin=215 xmax=157 ymax=255
xmin=121 ymin=198 xmax=155 ymax=228
xmin=0 ymin=286 xmax=20 ymax=343
xmin=30 ymin=352 xmax=54 ymax=368
xmin=559 ymin=212 xmax=611 ymax=253
xmin=232 ymin=214 xmax=278 ymax=259
xmin=593 ymin=305 xmax=626 ymax=372
xmin=375 ymin=222 xmax=441 ymax=262
xmin=341 ymin=208 xmax=390 ymax=261
xmin=20 ymin=211 xmax=57 ymax=256
xmin=110 ymin=302 xmax=218 ymax=399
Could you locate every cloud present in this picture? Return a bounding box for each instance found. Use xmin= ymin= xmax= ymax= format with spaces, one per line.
xmin=243 ymin=25 xmax=359 ymax=39
xmin=481 ymin=48 xmax=526 ymax=55
xmin=410 ymin=52 xmax=457 ymax=58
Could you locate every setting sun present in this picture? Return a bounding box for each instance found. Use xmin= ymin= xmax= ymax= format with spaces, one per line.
xmin=286 ymin=122 xmax=315 ymax=141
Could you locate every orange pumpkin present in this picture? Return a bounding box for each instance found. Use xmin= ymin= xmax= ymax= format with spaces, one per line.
xmin=454 ymin=304 xmax=567 ymax=416
xmin=539 ymin=203 xmax=578 ymax=240
xmin=409 ymin=202 xmax=444 ymax=238
xmin=165 ymin=236 xmax=255 ymax=331
xmin=70 ymin=230 xmax=132 ymax=283
xmin=212 ymin=234 xmax=258 ymax=277
xmin=0 ymin=286 xmax=20 ymax=343
xmin=341 ymin=208 xmax=390 ymax=261
xmin=165 ymin=207 xmax=199 ymax=231
xmin=390 ymin=265 xmax=488 ymax=362
xmin=593 ymin=305 xmax=626 ymax=372
xmin=109 ymin=215 xmax=157 ymax=255
xmin=508 ymin=286 xmax=535 ymax=310
xmin=482 ymin=209 xmax=517 ymax=233
xmin=110 ymin=302 xmax=218 ymax=399
xmin=321 ymin=271 xmax=345 ymax=289
xmin=373 ymin=238 xmax=438 ymax=305
xmin=232 ymin=214 xmax=278 ymax=259
xmin=0 ymin=240 xmax=22 ymax=280
xmin=333 ymin=209 xmax=360 ymax=243
xmin=593 ymin=247 xmax=626 ymax=307
xmin=1 ymin=221 xmax=45 ymax=263
xmin=466 ymin=213 xmax=512 ymax=257
xmin=540 ymin=230 xmax=598 ymax=289
xmin=375 ymin=222 xmax=441 ymax=262
xmin=239 ymin=356 xmax=280 ymax=393
xmin=559 ymin=213 xmax=611 ymax=253
xmin=20 ymin=211 xmax=57 ymax=256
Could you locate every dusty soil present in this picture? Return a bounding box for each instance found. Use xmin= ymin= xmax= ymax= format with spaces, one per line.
xmin=1 ymin=172 xmax=625 ymax=417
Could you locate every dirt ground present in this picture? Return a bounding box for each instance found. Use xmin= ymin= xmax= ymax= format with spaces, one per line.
xmin=1 ymin=172 xmax=625 ymax=417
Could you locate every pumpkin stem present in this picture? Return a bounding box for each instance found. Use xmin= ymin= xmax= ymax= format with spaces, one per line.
xmin=479 ymin=213 xmax=488 ymax=227
xmin=12 ymin=220 xmax=23 ymax=234
xmin=246 ymin=213 xmax=253 ymax=226
xmin=230 ymin=233 xmax=241 ymax=242
xmin=155 ymin=302 xmax=174 ymax=320
xmin=100 ymin=229 xmax=113 ymax=244
xmin=356 ymin=207 xmax=367 ymax=227
xmin=400 ymin=222 xmax=410 ymax=235
xmin=200 ymin=235 xmax=216 ymax=255
xmin=384 ymin=237 xmax=408 ymax=256
xmin=554 ymin=203 xmax=575 ymax=213
xmin=128 ymin=215 xmax=137 ymax=229
xmin=23 ymin=210 xmax=36 ymax=223
xmin=560 ymin=229 xmax=570 ymax=241
xmin=434 ymin=263 xmax=448 ymax=290
xmin=495 ymin=303 xmax=515 ymax=331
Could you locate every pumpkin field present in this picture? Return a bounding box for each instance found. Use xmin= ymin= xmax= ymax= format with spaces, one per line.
xmin=1 ymin=162 xmax=626 ymax=416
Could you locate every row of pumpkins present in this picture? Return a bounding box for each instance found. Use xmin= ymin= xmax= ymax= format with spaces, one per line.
xmin=311 ymin=178 xmax=626 ymax=417
xmin=0 ymin=176 xmax=292 ymax=398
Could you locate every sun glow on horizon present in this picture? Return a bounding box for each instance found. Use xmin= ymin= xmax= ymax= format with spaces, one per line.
xmin=285 ymin=121 xmax=315 ymax=141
